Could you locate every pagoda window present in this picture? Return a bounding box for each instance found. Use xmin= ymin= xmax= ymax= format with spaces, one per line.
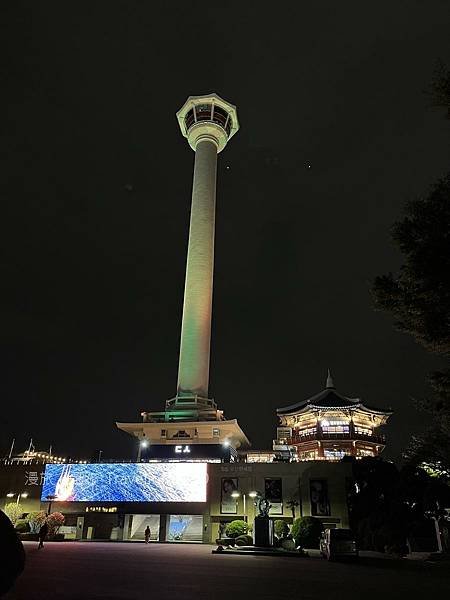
xmin=320 ymin=420 xmax=350 ymax=434
xmin=298 ymin=427 xmax=317 ymax=437
xmin=355 ymin=426 xmax=372 ymax=436
xmin=324 ymin=449 xmax=348 ymax=460
xmin=356 ymin=448 xmax=375 ymax=457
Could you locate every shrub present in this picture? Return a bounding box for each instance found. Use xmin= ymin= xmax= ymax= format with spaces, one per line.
xmin=225 ymin=520 xmax=249 ymax=538
xmin=281 ymin=538 xmax=296 ymax=551
xmin=274 ymin=520 xmax=289 ymax=538
xmin=47 ymin=512 xmax=65 ymax=536
xmin=14 ymin=519 xmax=30 ymax=533
xmin=26 ymin=511 xmax=47 ymax=534
xmin=235 ymin=534 xmax=253 ymax=546
xmin=291 ymin=517 xmax=324 ymax=549
xmin=4 ymin=503 xmax=23 ymax=525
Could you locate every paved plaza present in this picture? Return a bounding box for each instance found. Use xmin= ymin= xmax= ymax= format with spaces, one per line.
xmin=5 ymin=542 xmax=449 ymax=600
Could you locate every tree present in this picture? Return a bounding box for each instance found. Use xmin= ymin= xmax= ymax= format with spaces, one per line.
xmin=274 ymin=519 xmax=289 ymax=538
xmin=428 ymin=60 xmax=450 ymax=118
xmin=3 ymin=503 xmax=23 ymax=526
xmin=26 ymin=511 xmax=47 ymax=534
xmin=47 ymin=512 xmax=65 ymax=536
xmin=291 ymin=517 xmax=324 ymax=549
xmin=372 ymin=175 xmax=450 ymax=355
xmin=286 ymin=499 xmax=299 ymax=519
xmin=372 ymin=174 xmax=450 ymax=469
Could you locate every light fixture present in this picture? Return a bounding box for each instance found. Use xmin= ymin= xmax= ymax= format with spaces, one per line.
xmin=231 ymin=491 xmax=240 ymax=498
xmin=140 ymin=440 xmax=149 ymax=448
xmin=222 ymin=440 xmax=230 ymax=447
xmin=249 ymin=491 xmax=258 ymax=498
xmin=20 ymin=493 xmax=28 ymax=499
xmin=6 ymin=493 xmax=14 ymax=498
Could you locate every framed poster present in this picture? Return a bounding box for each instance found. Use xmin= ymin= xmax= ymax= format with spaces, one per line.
xmin=265 ymin=478 xmax=283 ymax=515
xmin=309 ymin=479 xmax=330 ymax=516
xmin=221 ymin=478 xmax=238 ymax=514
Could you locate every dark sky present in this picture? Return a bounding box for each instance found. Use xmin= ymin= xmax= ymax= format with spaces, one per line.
xmin=2 ymin=1 xmax=449 ymax=462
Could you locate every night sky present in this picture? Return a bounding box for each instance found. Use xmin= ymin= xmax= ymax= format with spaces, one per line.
xmin=2 ymin=2 xmax=450 ymax=462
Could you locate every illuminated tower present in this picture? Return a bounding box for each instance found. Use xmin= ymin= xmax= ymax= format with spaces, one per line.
xmin=117 ymin=94 xmax=249 ymax=452
xmin=169 ymin=94 xmax=239 ymax=411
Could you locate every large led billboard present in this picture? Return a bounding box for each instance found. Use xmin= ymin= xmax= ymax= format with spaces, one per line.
xmin=41 ymin=463 xmax=207 ymax=502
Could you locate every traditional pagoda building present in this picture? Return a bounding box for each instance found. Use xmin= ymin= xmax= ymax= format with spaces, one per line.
xmin=275 ymin=372 xmax=392 ymax=461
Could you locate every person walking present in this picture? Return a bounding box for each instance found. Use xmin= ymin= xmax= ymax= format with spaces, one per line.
xmin=38 ymin=520 xmax=49 ymax=549
xmin=144 ymin=525 xmax=151 ymax=544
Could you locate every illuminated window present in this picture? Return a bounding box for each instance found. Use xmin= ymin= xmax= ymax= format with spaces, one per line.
xmin=355 ymin=426 xmax=372 ymax=436
xmin=321 ymin=420 xmax=349 ymax=434
xmin=213 ymin=428 xmax=220 ymax=437
xmin=324 ymin=449 xmax=348 ymax=459
xmin=161 ymin=429 xmax=166 ymax=437
xmin=212 ymin=105 xmax=228 ymax=128
xmin=195 ymin=104 xmax=212 ymax=121
xmin=185 ymin=109 xmax=195 ymax=131
xmin=356 ymin=448 xmax=374 ymax=457
xmin=298 ymin=427 xmax=317 ymax=437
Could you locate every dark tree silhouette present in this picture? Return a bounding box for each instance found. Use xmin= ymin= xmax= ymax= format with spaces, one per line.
xmin=372 ymin=174 xmax=450 ymax=469
xmin=427 ymin=59 xmax=450 ymax=118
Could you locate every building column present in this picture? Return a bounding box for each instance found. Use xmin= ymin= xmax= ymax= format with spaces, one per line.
xmin=177 ymin=139 xmax=218 ymax=398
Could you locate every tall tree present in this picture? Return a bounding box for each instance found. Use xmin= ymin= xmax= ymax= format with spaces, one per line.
xmin=373 ymin=62 xmax=450 ymax=470
xmin=428 ymin=59 xmax=450 ymax=118
xmin=372 ymin=174 xmax=450 ymax=469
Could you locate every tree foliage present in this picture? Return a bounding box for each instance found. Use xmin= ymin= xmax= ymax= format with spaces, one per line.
xmin=291 ymin=517 xmax=324 ymax=549
xmin=372 ymin=174 xmax=450 ymax=468
xmin=47 ymin=512 xmax=65 ymax=536
xmin=26 ymin=511 xmax=47 ymax=534
xmin=224 ymin=520 xmax=249 ymax=539
xmin=372 ymin=174 xmax=450 ymax=355
xmin=427 ymin=59 xmax=450 ymax=118
xmin=348 ymin=457 xmax=450 ymax=553
xmin=3 ymin=503 xmax=23 ymax=526
xmin=274 ymin=519 xmax=289 ymax=538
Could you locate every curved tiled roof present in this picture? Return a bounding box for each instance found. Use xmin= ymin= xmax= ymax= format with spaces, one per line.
xmin=276 ymin=374 xmax=392 ymax=416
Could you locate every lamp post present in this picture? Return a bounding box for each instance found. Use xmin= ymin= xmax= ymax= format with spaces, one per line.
xmin=231 ymin=490 xmax=259 ymax=523
xmin=231 ymin=491 xmax=246 ymax=520
xmin=6 ymin=492 xmax=28 ymax=505
xmin=137 ymin=439 xmax=148 ymax=461
xmin=46 ymin=494 xmax=56 ymax=515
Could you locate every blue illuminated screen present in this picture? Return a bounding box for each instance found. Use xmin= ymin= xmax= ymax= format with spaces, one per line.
xmin=41 ymin=463 xmax=207 ymax=502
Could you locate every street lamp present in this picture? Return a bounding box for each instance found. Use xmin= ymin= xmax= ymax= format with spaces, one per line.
xmin=6 ymin=492 xmax=28 ymax=505
xmin=231 ymin=491 xmax=249 ymax=522
xmin=137 ymin=439 xmax=149 ymax=461
xmin=46 ymin=494 xmax=57 ymax=515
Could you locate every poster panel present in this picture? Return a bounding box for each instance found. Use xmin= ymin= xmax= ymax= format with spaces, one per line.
xmin=309 ymin=479 xmax=330 ymax=516
xmin=265 ymin=478 xmax=283 ymax=515
xmin=221 ymin=477 xmax=238 ymax=514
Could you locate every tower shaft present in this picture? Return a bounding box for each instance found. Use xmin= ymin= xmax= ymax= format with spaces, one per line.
xmin=177 ymin=139 xmax=217 ymax=397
